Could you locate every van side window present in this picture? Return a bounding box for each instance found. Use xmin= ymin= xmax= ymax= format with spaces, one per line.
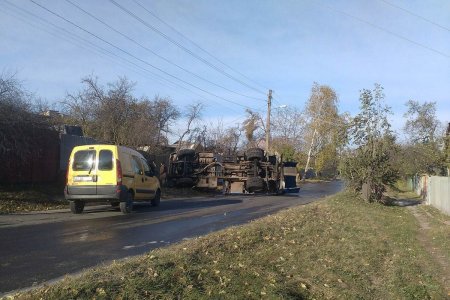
xmin=140 ymin=158 xmax=150 ymax=172
xmin=141 ymin=158 xmax=154 ymax=176
xmin=131 ymin=156 xmax=143 ymax=175
xmin=73 ymin=150 xmax=96 ymax=171
xmin=98 ymin=150 xmax=113 ymax=171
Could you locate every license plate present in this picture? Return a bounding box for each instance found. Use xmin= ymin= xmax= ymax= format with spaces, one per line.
xmin=74 ymin=176 xmax=93 ymax=182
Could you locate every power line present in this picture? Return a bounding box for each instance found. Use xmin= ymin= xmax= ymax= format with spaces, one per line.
xmin=64 ymin=0 xmax=263 ymax=102
xmin=29 ymin=0 xmax=263 ymax=112
xmin=1 ymin=1 xmax=166 ymax=85
xmin=315 ymin=1 xmax=450 ymax=59
xmin=108 ymin=0 xmax=267 ymax=96
xmin=379 ymin=0 xmax=450 ymax=32
xmin=3 ymin=1 xmax=243 ymax=114
xmin=132 ymin=0 xmax=270 ymax=93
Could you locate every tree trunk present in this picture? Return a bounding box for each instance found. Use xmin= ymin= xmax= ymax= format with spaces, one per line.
xmin=303 ymin=128 xmax=317 ymax=181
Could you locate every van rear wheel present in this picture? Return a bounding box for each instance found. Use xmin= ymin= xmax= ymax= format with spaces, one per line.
xmin=70 ymin=200 xmax=85 ymax=214
xmin=151 ymin=189 xmax=161 ymax=207
xmin=120 ymin=192 xmax=133 ymax=214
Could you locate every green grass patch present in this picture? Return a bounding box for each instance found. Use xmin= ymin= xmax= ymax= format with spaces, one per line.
xmin=0 ymin=184 xmax=68 ymax=214
xmin=392 ymin=180 xmax=422 ymax=199
xmin=11 ymin=191 xmax=448 ymax=299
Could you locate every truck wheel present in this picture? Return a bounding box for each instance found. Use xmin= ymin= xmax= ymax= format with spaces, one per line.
xmin=70 ymin=200 xmax=85 ymax=214
xmin=246 ymin=148 xmax=264 ymax=161
xmin=246 ymin=176 xmax=265 ymax=193
xmin=120 ymin=192 xmax=133 ymax=214
xmin=151 ymin=189 xmax=161 ymax=207
xmin=267 ymin=180 xmax=278 ymax=194
xmin=177 ymin=149 xmax=196 ymax=160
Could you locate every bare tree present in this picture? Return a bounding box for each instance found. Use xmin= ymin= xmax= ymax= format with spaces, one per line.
xmin=151 ymin=96 xmax=180 ymax=146
xmin=0 ymin=72 xmax=55 ymax=171
xmin=270 ymin=106 xmax=306 ymax=158
xmin=203 ymin=119 xmax=242 ymax=154
xmin=62 ymin=75 xmax=102 ymax=137
xmin=63 ymin=75 xmax=180 ymax=150
xmin=176 ymin=102 xmax=203 ymax=151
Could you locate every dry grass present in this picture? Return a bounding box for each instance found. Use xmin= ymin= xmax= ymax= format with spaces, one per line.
xmin=0 ymin=184 xmax=67 ymax=214
xmin=417 ymin=205 xmax=450 ymax=268
xmin=10 ymin=191 xmax=448 ymax=299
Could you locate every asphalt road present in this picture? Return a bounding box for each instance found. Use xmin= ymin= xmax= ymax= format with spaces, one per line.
xmin=0 ymin=181 xmax=342 ymax=294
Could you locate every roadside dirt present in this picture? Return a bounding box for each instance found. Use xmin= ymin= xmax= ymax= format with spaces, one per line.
xmin=408 ymin=205 xmax=450 ymax=295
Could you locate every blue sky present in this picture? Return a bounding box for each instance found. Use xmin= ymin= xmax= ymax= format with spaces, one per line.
xmin=1 ymin=0 xmax=449 ymax=135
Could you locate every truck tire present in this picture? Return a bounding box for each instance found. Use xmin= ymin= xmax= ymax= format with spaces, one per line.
xmin=177 ymin=149 xmax=196 ymax=160
xmin=120 ymin=192 xmax=133 ymax=214
xmin=246 ymin=176 xmax=265 ymax=193
xmin=246 ymin=148 xmax=264 ymax=161
xmin=151 ymin=189 xmax=161 ymax=207
xmin=70 ymin=200 xmax=85 ymax=214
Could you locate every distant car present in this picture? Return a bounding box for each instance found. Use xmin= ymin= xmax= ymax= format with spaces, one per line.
xmin=65 ymin=144 xmax=161 ymax=214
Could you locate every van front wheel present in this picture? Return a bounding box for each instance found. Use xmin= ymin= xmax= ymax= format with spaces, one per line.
xmin=120 ymin=192 xmax=133 ymax=214
xmin=70 ymin=200 xmax=85 ymax=214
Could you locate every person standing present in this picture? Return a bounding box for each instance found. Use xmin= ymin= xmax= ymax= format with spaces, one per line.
xmin=159 ymin=162 xmax=167 ymax=187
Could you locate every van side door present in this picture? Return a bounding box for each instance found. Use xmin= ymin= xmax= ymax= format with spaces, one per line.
xmin=141 ymin=158 xmax=158 ymax=198
xmin=130 ymin=155 xmax=146 ymax=200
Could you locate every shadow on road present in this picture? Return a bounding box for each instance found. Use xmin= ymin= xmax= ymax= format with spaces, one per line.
xmin=83 ymin=198 xmax=243 ymax=214
xmin=136 ymin=198 xmax=243 ymax=212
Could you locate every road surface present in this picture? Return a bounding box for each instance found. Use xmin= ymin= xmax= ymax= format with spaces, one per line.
xmin=0 ymin=181 xmax=342 ymax=294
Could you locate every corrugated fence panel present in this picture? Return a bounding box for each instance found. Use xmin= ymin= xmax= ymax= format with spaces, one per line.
xmin=413 ymin=175 xmax=450 ymax=215
xmin=429 ymin=176 xmax=450 ymax=215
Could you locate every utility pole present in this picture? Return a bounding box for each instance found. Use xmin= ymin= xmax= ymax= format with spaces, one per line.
xmin=265 ymin=89 xmax=272 ymax=153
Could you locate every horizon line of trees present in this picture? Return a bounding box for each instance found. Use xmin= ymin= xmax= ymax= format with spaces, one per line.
xmin=1 ymin=72 xmax=449 ymax=199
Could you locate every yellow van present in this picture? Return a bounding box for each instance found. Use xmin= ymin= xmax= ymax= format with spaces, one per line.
xmin=65 ymin=145 xmax=161 ymax=214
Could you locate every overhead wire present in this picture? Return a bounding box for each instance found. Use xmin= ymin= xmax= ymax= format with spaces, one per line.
xmin=379 ymin=0 xmax=450 ymax=32
xmin=314 ymin=1 xmax=450 ymax=59
xmin=108 ymin=0 xmax=268 ymax=96
xmin=131 ymin=0 xmax=270 ymax=93
xmin=64 ymin=0 xmax=263 ymax=102
xmin=0 ymin=1 xmax=173 ymax=88
xmin=2 ymin=0 xmax=243 ymax=115
xmin=29 ymin=0 xmax=263 ymax=112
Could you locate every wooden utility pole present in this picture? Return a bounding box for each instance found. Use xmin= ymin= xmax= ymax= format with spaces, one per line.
xmin=265 ymin=89 xmax=272 ymax=153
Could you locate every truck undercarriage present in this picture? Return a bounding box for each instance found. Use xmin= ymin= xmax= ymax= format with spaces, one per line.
xmin=168 ymin=148 xmax=298 ymax=194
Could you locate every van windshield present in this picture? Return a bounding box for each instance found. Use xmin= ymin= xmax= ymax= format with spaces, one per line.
xmin=73 ymin=150 xmax=96 ymax=171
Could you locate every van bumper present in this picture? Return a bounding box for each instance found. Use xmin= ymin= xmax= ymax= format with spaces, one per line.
xmin=65 ymin=185 xmax=128 ymax=202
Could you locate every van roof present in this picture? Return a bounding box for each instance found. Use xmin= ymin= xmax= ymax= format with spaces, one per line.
xmin=71 ymin=144 xmax=143 ymax=157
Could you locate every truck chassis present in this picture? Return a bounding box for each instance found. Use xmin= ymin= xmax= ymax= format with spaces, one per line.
xmin=168 ymin=148 xmax=297 ymax=194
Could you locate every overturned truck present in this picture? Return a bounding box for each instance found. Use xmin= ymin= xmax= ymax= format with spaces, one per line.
xmin=168 ymin=148 xmax=299 ymax=194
